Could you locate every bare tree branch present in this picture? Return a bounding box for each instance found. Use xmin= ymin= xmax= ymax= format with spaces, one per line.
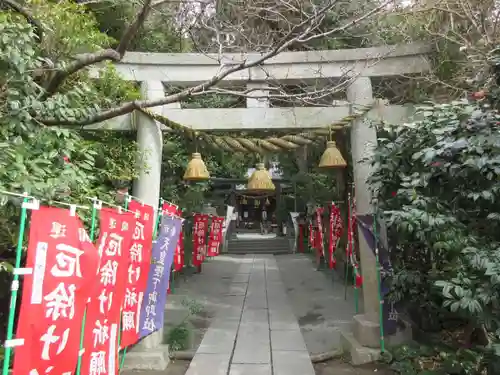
xmin=1 ymin=0 xmax=43 ymax=42
xmin=42 ymin=0 xmax=154 ymax=98
xmin=41 ymin=0 xmax=390 ymax=126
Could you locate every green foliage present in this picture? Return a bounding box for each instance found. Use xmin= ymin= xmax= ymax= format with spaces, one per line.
xmin=371 ymin=99 xmax=500 ymax=325
xmin=370 ymin=95 xmax=500 ymax=372
xmin=89 ymin=0 xmax=189 ymax=53
xmin=388 ymin=343 xmax=489 ymax=375
xmin=0 ymin=0 xmax=143 ymax=342
xmin=165 ymin=298 xmax=203 ymax=352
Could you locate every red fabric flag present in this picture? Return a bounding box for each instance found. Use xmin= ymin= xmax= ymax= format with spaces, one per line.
xmin=308 ymin=224 xmax=314 ymax=248
xmin=176 ymin=231 xmax=185 ymax=271
xmin=80 ymin=208 xmax=135 ymax=375
xmin=207 ymin=216 xmax=224 ymax=256
xmin=355 ymin=267 xmax=363 ymax=287
xmin=120 ymin=200 xmax=154 ymax=349
xmin=315 ymin=207 xmax=325 ymax=256
xmin=174 ymin=208 xmax=184 ymax=272
xmin=192 ymin=214 xmax=208 ymax=267
xmin=13 ymin=206 xmax=100 ymax=375
xmin=346 ymin=197 xmax=356 ymax=259
xmin=328 ymin=203 xmax=343 ymax=269
xmin=162 ymin=202 xmax=177 ymax=216
xmin=298 ymin=224 xmax=304 ymax=253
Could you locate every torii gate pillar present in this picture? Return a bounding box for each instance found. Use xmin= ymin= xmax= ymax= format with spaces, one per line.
xmin=124 ymin=80 xmax=170 ymax=370
xmin=344 ymin=76 xmax=385 ymax=360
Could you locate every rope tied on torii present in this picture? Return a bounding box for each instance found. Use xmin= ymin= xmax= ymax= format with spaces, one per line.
xmin=136 ymin=101 xmax=376 ymax=154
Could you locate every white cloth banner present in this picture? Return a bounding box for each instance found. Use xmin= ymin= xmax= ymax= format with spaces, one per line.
xmin=290 ymin=212 xmax=300 ymax=253
xmin=222 ymin=205 xmax=235 ymax=240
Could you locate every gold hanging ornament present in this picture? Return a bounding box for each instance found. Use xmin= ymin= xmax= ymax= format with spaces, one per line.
xmin=247 ymin=163 xmax=275 ymax=192
xmin=318 ymin=140 xmax=347 ymax=168
xmin=254 ymin=199 xmax=260 ymax=207
xmin=265 ymin=198 xmax=270 ymax=206
xmin=183 ymin=152 xmax=210 ymax=181
xmin=241 ymin=197 xmax=247 ymax=204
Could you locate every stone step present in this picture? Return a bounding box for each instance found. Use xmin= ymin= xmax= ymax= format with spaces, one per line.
xmin=228 ymin=241 xmax=289 ymax=246
xmin=228 ymin=239 xmax=291 ymax=254
xmin=229 ymin=243 xmax=290 ymax=247
xmin=228 ymin=245 xmax=289 ymax=250
xmin=340 ymin=330 xmax=381 ymax=365
xmin=229 ymin=249 xmax=290 ymax=255
xmin=228 ymin=244 xmax=290 ymax=250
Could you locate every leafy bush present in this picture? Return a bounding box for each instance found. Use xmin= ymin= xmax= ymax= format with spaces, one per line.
xmin=0 ymin=1 xmax=142 ymax=344
xmin=370 ymin=88 xmax=500 ymax=372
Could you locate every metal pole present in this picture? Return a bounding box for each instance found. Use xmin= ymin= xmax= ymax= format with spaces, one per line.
xmin=76 ymin=199 xmax=99 ymax=375
xmin=2 ymin=197 xmax=29 ymax=375
xmin=373 ymin=203 xmax=385 ymax=353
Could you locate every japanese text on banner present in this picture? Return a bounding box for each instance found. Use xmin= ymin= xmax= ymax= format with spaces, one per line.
xmin=174 ymin=208 xmax=184 ymax=272
xmin=328 ymin=203 xmax=343 ymax=269
xmin=162 ymin=202 xmax=177 ymax=217
xmin=316 ymin=208 xmax=325 ymax=256
xmin=80 ymin=208 xmax=135 ymax=375
xmin=192 ymin=214 xmax=208 ymax=267
xmin=120 ymin=200 xmax=154 ymax=349
xmin=139 ymin=215 xmax=182 ymax=338
xmin=207 ymin=216 xmax=224 ymax=257
xmin=13 ymin=206 xmax=99 ymax=375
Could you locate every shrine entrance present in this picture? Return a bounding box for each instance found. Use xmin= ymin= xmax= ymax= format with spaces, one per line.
xmin=209 ymin=173 xmax=292 ymax=236
xmin=100 ymin=43 xmax=431 ymax=369
xmin=235 ymin=192 xmax=277 ymax=233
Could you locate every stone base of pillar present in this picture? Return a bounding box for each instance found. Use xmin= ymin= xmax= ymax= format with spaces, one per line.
xmin=340 ymin=330 xmax=381 ymax=365
xmin=352 ymin=314 xmax=381 ymax=348
xmin=122 ymin=344 xmax=170 ymax=371
xmin=340 ymin=314 xmax=413 ymax=365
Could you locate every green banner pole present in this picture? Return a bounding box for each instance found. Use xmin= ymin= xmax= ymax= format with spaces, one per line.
xmin=373 ymin=204 xmax=385 ymax=353
xmin=76 ymin=199 xmax=100 ymax=375
xmin=153 ymin=208 xmax=162 ymax=238
xmin=2 ymin=196 xmax=29 ymax=375
xmin=353 ymin=265 xmax=359 ymax=314
xmin=171 ymin=271 xmax=175 ymax=293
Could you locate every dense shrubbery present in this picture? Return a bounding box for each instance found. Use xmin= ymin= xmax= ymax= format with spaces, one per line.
xmin=0 ymin=2 xmax=143 ymax=347
xmin=370 ymin=47 xmax=500 ymax=374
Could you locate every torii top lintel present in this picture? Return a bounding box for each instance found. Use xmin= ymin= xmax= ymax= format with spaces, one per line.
xmin=101 ymin=43 xmax=431 ymax=85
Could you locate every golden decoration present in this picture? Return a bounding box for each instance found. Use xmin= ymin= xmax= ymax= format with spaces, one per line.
xmin=247 ymin=163 xmax=275 ymax=192
xmin=318 ymin=141 xmax=347 ymax=168
xmin=183 ymin=152 xmax=210 ymax=181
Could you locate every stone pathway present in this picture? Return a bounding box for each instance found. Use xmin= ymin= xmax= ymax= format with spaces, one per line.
xmin=275 ymin=254 xmax=360 ymax=355
xmin=185 ymin=254 xmax=315 ymax=375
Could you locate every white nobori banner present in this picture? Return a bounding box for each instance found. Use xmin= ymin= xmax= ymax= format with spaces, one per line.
xmin=290 ymin=212 xmax=300 ymax=253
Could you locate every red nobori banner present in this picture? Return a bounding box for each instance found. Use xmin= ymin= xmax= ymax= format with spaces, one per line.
xmin=298 ymin=224 xmax=304 ymax=252
xmin=192 ymin=214 xmax=208 ymax=267
xmin=309 ymin=224 xmax=314 ymax=248
xmin=13 ymin=206 xmax=99 ymax=375
xmin=80 ymin=208 xmax=135 ymax=375
xmin=207 ymin=216 xmax=224 ymax=256
xmin=328 ymin=203 xmax=343 ymax=269
xmin=174 ymin=208 xmax=184 ymax=272
xmin=162 ymin=202 xmax=177 ymax=216
xmin=316 ymin=207 xmax=325 ymax=255
xmin=120 ymin=200 xmax=154 ymax=349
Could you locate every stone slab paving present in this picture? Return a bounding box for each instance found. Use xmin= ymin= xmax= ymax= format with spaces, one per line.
xmin=185 ymin=254 xmax=315 ymax=375
xmin=275 ymin=254 xmax=359 ymax=355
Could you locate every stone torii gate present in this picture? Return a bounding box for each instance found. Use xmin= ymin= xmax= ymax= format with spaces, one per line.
xmin=93 ymin=43 xmax=430 ymax=369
